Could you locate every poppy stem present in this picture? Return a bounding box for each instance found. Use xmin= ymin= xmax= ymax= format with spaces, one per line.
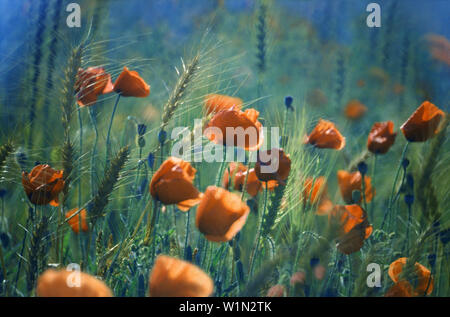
xmin=249 ymin=182 xmax=268 ymax=278
xmin=184 ymin=210 xmax=190 ymax=259
xmin=361 ymin=174 xmax=368 ymax=211
xmin=105 ymin=94 xmax=121 ymax=166
xmin=215 ymin=146 xmax=227 ymax=187
xmin=381 ymin=142 xmax=409 ymax=230
xmin=77 ymin=106 xmax=82 ymax=207
xmin=405 ymin=203 xmax=412 ymax=255
xmin=369 ymin=155 xmax=377 ymax=221
xmin=88 ymin=108 xmax=98 ymax=197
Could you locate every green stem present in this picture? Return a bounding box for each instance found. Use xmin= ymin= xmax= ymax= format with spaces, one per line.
xmin=88 ymin=108 xmax=98 ymax=197
xmin=105 ymin=94 xmax=121 ymax=165
xmin=184 ymin=210 xmax=190 ymax=259
xmin=249 ymin=182 xmax=268 ymax=278
xmin=381 ymin=142 xmax=409 ymax=230
xmin=369 ymin=155 xmax=377 ymax=221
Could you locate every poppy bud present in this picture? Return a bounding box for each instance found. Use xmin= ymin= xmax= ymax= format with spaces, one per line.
xmin=0 ymin=232 xmax=10 ymax=248
xmin=0 ymin=188 xmax=6 ymax=198
xmin=284 ymin=96 xmax=294 ymax=111
xmin=404 ymin=194 xmax=414 ymax=205
xmin=158 ymin=130 xmax=167 ymax=144
xmin=357 ymin=161 xmax=368 ymax=175
xmin=137 ymin=123 xmax=147 ymax=136
xmin=137 ymin=136 xmax=146 ymax=148
xmin=428 ymin=254 xmax=436 ymax=267
xmin=310 ymin=257 xmax=320 ymax=268
xmin=402 ymin=158 xmax=410 ymax=169
xmin=439 ymin=228 xmax=450 ymax=245
xmin=233 ymin=245 xmax=241 ymax=261
xmin=406 ymin=174 xmax=414 ymax=189
xmin=236 ymin=260 xmax=245 ymax=283
xmin=147 ymin=152 xmax=155 ymax=169
xmin=184 ymin=245 xmax=192 ymax=262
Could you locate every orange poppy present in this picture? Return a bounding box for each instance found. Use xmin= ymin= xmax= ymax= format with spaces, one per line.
xmin=267 ymin=285 xmax=286 ymax=297
xmin=204 ymin=94 xmax=243 ymax=115
xmin=388 ymin=257 xmax=434 ymax=296
xmin=254 ymin=148 xmax=291 ymax=185
xmin=302 ymin=176 xmax=333 ymax=215
xmin=344 ymin=100 xmax=367 ymax=120
xmin=385 ymin=280 xmax=413 ymax=297
xmin=113 ymin=66 xmax=150 ymax=97
xmin=329 ymin=204 xmax=373 ymax=254
xmin=36 ymin=269 xmax=113 ymax=297
xmin=65 ymin=208 xmax=89 ymax=233
xmin=204 ymin=108 xmax=264 ymax=151
xmin=337 ymin=170 xmax=375 ymax=204
xmin=148 ymin=255 xmax=214 ymax=297
xmin=195 ymin=186 xmax=250 ymax=242
xmin=400 ymin=101 xmax=445 ymax=142
xmin=367 ymin=121 xmax=397 ymax=154
xmin=22 ymin=164 xmax=65 ymax=206
xmin=75 ymin=67 xmax=114 ymax=107
xmin=304 ymin=119 xmax=346 ymax=150
xmin=222 ymin=162 xmax=262 ymax=197
xmin=149 ymin=157 xmax=202 ymax=211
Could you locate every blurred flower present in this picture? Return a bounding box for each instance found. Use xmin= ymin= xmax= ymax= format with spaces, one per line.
xmin=195 ymin=186 xmax=250 ymax=242
xmin=388 ymin=257 xmax=433 ymax=296
xmin=367 ymin=121 xmax=397 ymax=154
xmin=284 ymin=96 xmax=294 ymax=111
xmin=65 ymin=208 xmax=88 ymax=234
xmin=426 ymin=33 xmax=450 ymax=67
xmin=113 ymin=66 xmax=150 ymax=97
xmin=204 ymin=94 xmax=243 ymax=115
xmin=148 ymin=255 xmax=214 ymax=297
xmin=36 ymin=269 xmax=112 ymax=297
xmin=329 ymin=204 xmax=373 ymax=254
xmin=400 ymin=101 xmax=445 ymax=142
xmin=75 ymin=67 xmax=114 ymax=107
xmin=313 ymin=264 xmax=326 ymax=280
xmin=22 ymin=164 xmax=64 ymax=206
xmin=267 ymin=284 xmax=286 ymax=297
xmin=290 ymin=271 xmax=306 ymax=286
xmin=393 ymin=83 xmax=405 ymax=95
xmin=337 ymin=170 xmax=375 ymax=204
xmin=357 ymin=79 xmax=365 ymax=87
xmin=306 ymin=89 xmax=327 ymax=107
xmin=254 ymin=148 xmax=291 ymax=185
xmin=149 ymin=157 xmax=202 ymax=211
xmin=222 ymin=162 xmax=262 ymax=197
xmin=304 ymin=119 xmax=346 ymax=150
xmin=344 ymin=99 xmax=367 ymax=120
xmin=302 ymin=176 xmax=333 ymax=215
xmin=204 ymin=108 xmax=264 ymax=151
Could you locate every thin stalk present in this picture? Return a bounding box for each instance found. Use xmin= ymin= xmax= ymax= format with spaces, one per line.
xmin=105 ymin=94 xmax=121 ymax=165
xmin=184 ymin=210 xmax=190 ymax=258
xmin=249 ymin=182 xmax=268 ymax=278
xmin=88 ymin=108 xmax=98 ymax=197
xmin=369 ymin=155 xmax=377 ymax=221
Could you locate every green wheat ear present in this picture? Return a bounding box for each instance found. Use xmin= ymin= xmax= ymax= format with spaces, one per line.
xmin=90 ymin=146 xmax=130 ymax=226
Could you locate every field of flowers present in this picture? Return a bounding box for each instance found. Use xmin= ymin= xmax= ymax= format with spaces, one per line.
xmin=0 ymin=0 xmax=448 ymax=298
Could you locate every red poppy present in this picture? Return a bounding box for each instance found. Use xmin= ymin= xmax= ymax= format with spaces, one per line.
xmin=195 ymin=186 xmax=250 ymax=242
xmin=204 ymin=94 xmax=243 ymax=115
xmin=22 ymin=164 xmax=65 ymax=206
xmin=329 ymin=204 xmax=373 ymax=254
xmin=337 ymin=170 xmax=375 ymax=204
xmin=400 ymin=101 xmax=445 ymax=142
xmin=254 ymin=148 xmax=291 ymax=185
xmin=388 ymin=257 xmax=434 ymax=296
xmin=302 ymin=176 xmax=333 ymax=215
xmin=149 ymin=157 xmax=202 ymax=211
xmin=204 ymin=108 xmax=263 ymax=151
xmin=113 ymin=67 xmax=150 ymax=97
xmin=148 ymin=255 xmax=214 ymax=297
xmin=222 ymin=162 xmax=262 ymax=197
xmin=304 ymin=119 xmax=346 ymax=150
xmin=75 ymin=67 xmax=114 ymax=107
xmin=65 ymin=208 xmax=89 ymax=233
xmin=367 ymin=121 xmax=397 ymax=154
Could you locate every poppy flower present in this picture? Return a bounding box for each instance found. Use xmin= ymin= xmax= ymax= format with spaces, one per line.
xmin=204 ymin=94 xmax=243 ymax=115
xmin=195 ymin=186 xmax=250 ymax=242
xmin=290 ymin=271 xmax=306 ymax=286
xmin=75 ymin=67 xmax=114 ymax=107
xmin=344 ymin=99 xmax=367 ymax=120
xmin=400 ymin=101 xmax=445 ymax=142
xmin=148 ymin=255 xmax=214 ymax=297
xmin=204 ymin=107 xmax=263 ymax=151
xmin=22 ymin=164 xmax=65 ymax=206
xmin=113 ymin=66 xmax=150 ymax=97
xmin=337 ymin=170 xmax=375 ymax=204
xmin=388 ymin=257 xmax=434 ymax=296
xmin=329 ymin=205 xmax=373 ymax=254
xmin=367 ymin=121 xmax=397 ymax=154
xmin=267 ymin=285 xmax=286 ymax=297
xmin=254 ymin=148 xmax=291 ymax=185
xmin=149 ymin=157 xmax=202 ymax=211
xmin=65 ymin=208 xmax=89 ymax=233
xmin=302 ymin=176 xmax=333 ymax=215
xmin=385 ymin=280 xmax=413 ymax=297
xmin=36 ymin=269 xmax=113 ymax=297
xmin=222 ymin=162 xmax=262 ymax=197
xmin=304 ymin=119 xmax=346 ymax=150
